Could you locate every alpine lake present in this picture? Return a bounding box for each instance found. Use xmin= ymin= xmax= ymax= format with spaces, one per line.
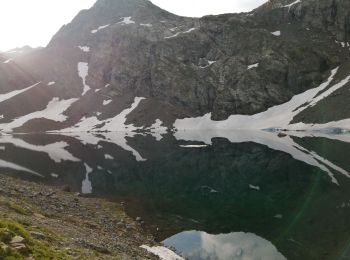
xmin=1 ymin=130 xmax=350 ymax=260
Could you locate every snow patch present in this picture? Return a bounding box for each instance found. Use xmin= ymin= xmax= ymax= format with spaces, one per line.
xmin=0 ymin=97 xmax=78 ymax=132
xmin=51 ymin=173 xmax=59 ymax=178
xmin=91 ymin=24 xmax=110 ymax=34
xmin=104 ymin=154 xmax=114 ymax=160
xmin=165 ymin=28 xmax=198 ymax=39
xmin=3 ymin=59 xmax=12 ymax=64
xmin=103 ymin=99 xmax=112 ymax=106
xmin=0 ymin=82 xmax=40 ymax=104
xmin=140 ymin=23 xmax=152 ymax=27
xmin=271 ymin=31 xmax=281 ymax=36
xmin=148 ymin=119 xmax=167 ymax=141
xmin=78 ymin=46 xmax=90 ymax=52
xmin=78 ymin=62 xmax=91 ymax=96
xmin=117 ymin=17 xmax=135 ymax=25
xmin=283 ymin=0 xmax=301 ymax=9
xmin=249 ymin=184 xmax=260 ymax=191
xmin=200 ymin=60 xmax=216 ymax=69
xmin=60 ymin=116 xmax=102 ymax=133
xmin=0 ymin=159 xmax=43 ymax=177
xmin=183 ymin=28 xmax=197 ymax=34
xmin=165 ymin=32 xmax=181 ymax=39
xmin=59 ymin=97 xmax=145 ymax=133
xmin=174 ymin=68 xmax=348 ymax=131
xmin=179 ymin=144 xmax=208 ymax=148
xmin=82 ymin=163 xmax=93 ymax=194
xmin=100 ymin=97 xmax=145 ymax=132
xmin=247 ymin=63 xmax=259 ymax=70
xmin=141 ymin=245 xmax=184 ymax=260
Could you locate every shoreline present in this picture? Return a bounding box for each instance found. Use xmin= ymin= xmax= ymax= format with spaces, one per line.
xmin=0 ymin=174 xmax=160 ymax=259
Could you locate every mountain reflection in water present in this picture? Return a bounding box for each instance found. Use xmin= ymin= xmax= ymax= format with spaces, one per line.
xmin=0 ymin=130 xmax=350 ymax=260
xmin=163 ymin=230 xmax=286 ymax=260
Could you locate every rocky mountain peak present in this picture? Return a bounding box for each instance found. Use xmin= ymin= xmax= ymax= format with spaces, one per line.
xmin=92 ymin=0 xmax=150 ymax=10
xmin=0 ymin=0 xmax=350 ymax=133
xmin=254 ymin=0 xmax=350 ymax=42
xmin=254 ymin=0 xmax=300 ymax=11
xmin=47 ymin=0 xmax=183 ymax=49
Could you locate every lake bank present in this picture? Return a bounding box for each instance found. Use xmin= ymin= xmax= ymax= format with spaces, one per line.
xmin=0 ymin=174 xmax=160 ymax=259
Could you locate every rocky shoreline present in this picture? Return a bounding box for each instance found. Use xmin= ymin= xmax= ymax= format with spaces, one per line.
xmin=0 ymin=174 xmax=160 ymax=259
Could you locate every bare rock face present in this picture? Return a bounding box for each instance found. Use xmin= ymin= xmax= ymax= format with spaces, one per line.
xmin=0 ymin=0 xmax=349 ymax=132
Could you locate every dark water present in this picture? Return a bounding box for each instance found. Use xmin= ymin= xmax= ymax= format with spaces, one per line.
xmin=1 ymin=130 xmax=350 ymax=260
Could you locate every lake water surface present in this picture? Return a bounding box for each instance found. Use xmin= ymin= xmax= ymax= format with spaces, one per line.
xmin=1 ymin=130 xmax=350 ymax=260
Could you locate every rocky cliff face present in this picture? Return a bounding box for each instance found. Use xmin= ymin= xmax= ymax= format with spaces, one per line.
xmin=0 ymin=0 xmax=349 ymax=133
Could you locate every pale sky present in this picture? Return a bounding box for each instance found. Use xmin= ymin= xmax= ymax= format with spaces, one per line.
xmin=0 ymin=0 xmax=267 ymax=52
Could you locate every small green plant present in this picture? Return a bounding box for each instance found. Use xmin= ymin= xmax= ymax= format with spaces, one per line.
xmin=0 ymin=218 xmax=69 ymax=259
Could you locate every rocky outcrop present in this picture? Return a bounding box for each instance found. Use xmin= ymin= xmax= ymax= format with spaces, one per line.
xmin=0 ymin=0 xmax=349 ymax=132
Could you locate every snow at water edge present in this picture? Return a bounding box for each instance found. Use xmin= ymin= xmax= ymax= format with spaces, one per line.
xmin=147 ymin=119 xmax=168 ymax=141
xmin=140 ymin=245 xmax=184 ymax=260
xmin=174 ymin=67 xmax=350 ymax=131
xmin=60 ymin=97 xmax=146 ymax=132
xmin=0 ymin=97 xmax=78 ymax=132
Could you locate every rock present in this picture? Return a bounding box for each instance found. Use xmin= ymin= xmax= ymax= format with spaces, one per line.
xmin=10 ymin=235 xmax=25 ymax=244
xmin=136 ymin=217 xmax=142 ymax=222
xmin=11 ymin=243 xmax=28 ymax=254
xmin=29 ymin=231 xmax=46 ymax=239
xmin=33 ymin=213 xmax=46 ymax=219
xmin=277 ymin=133 xmax=287 ymax=138
xmin=61 ymin=185 xmax=71 ymax=192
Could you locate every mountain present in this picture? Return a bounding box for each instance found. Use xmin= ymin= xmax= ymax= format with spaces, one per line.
xmin=0 ymin=0 xmax=349 ymax=133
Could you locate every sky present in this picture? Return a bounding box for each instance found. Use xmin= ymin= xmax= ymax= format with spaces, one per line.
xmin=0 ymin=0 xmax=267 ymax=52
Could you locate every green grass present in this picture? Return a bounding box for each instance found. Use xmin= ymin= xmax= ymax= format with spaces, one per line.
xmin=0 ymin=218 xmax=70 ymax=260
xmin=5 ymin=201 xmax=32 ymax=216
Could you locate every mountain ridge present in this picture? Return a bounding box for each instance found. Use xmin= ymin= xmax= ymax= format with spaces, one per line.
xmin=0 ymin=0 xmax=349 ymax=133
